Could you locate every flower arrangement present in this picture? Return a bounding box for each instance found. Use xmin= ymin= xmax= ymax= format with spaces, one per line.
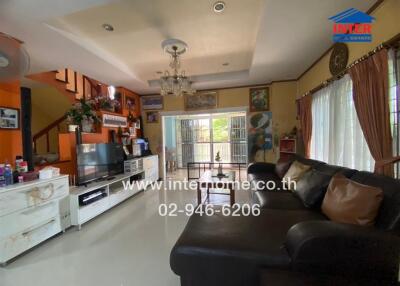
xmin=93 ymin=94 xmax=121 ymax=113
xmin=66 ymin=99 xmax=100 ymax=125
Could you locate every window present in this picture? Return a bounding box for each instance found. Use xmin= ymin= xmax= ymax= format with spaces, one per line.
xmin=310 ymin=74 xmax=374 ymax=171
xmin=389 ymin=49 xmax=400 ymax=178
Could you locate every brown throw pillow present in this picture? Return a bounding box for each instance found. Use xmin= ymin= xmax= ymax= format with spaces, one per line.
xmin=322 ymin=174 xmax=383 ymax=226
xmin=282 ymin=160 xmax=311 ymax=191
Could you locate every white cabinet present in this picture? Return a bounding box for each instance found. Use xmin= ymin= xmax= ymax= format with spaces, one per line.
xmin=143 ymin=155 xmax=159 ymax=183
xmin=0 ymin=176 xmax=69 ymax=265
xmin=69 ymin=155 xmax=159 ymax=230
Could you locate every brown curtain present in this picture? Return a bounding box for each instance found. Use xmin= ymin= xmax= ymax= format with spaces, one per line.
xmin=349 ymin=49 xmax=393 ymax=176
xmin=298 ymin=95 xmax=313 ymax=158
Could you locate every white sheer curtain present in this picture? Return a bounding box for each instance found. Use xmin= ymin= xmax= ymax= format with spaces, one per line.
xmin=310 ymin=74 xmax=374 ymax=171
xmin=389 ymin=49 xmax=400 ymax=178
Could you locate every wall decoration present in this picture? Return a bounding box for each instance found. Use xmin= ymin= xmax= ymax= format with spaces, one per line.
xmin=134 ymin=118 xmax=141 ymax=129
xmin=248 ymin=112 xmax=273 ymax=162
xmin=102 ymin=113 xmax=128 ymax=128
xmin=142 ymin=95 xmax=163 ymax=110
xmin=145 ymin=111 xmax=159 ymax=123
xmin=249 ymin=87 xmax=270 ymax=112
xmin=125 ymin=94 xmax=136 ymax=110
xmin=329 ymin=43 xmax=349 ymax=76
xmin=0 ymin=107 xmax=19 ymax=129
xmin=184 ymin=91 xmax=218 ymax=110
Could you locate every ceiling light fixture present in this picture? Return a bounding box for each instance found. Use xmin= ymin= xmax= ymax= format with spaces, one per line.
xmin=0 ymin=54 xmax=10 ymax=68
xmin=108 ymin=85 xmax=116 ymax=99
xmin=159 ymin=39 xmax=195 ymax=96
xmin=102 ymin=23 xmax=114 ymax=31
xmin=213 ymin=1 xmax=225 ymax=13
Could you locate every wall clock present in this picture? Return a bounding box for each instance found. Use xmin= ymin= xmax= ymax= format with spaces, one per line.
xmin=329 ymin=43 xmax=349 ymax=76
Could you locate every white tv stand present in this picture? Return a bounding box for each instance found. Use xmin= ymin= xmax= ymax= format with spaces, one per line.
xmin=69 ymin=155 xmax=158 ymax=230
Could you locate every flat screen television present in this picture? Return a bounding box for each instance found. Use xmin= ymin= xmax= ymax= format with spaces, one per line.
xmin=76 ymin=143 xmax=124 ymax=185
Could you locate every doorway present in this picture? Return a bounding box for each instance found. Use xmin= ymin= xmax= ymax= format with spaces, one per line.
xmin=162 ymin=110 xmax=247 ymax=180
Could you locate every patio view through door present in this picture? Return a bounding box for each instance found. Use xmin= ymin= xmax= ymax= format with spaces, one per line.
xmin=175 ymin=112 xmax=247 ymax=168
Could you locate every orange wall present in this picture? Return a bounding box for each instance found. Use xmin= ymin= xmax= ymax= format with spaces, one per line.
xmin=0 ymin=81 xmax=23 ymax=166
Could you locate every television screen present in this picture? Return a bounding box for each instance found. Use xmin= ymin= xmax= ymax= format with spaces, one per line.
xmin=76 ymin=143 xmax=124 ymax=185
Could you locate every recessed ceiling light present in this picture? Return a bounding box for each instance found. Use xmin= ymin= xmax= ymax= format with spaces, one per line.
xmin=102 ymin=23 xmax=114 ymax=31
xmin=222 ymin=62 xmax=229 ymax=66
xmin=213 ymin=1 xmax=225 ymax=13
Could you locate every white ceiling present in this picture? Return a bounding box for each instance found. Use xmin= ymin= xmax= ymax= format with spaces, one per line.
xmin=0 ymin=0 xmax=376 ymax=94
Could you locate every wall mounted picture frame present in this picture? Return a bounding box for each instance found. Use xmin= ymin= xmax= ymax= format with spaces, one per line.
xmin=184 ymin=91 xmax=218 ymax=111
xmin=0 ymin=107 xmax=19 ymax=130
xmin=124 ymin=94 xmax=136 ymax=110
xmin=145 ymin=111 xmax=159 ymax=123
xmin=142 ymin=95 xmax=163 ymax=110
xmin=249 ymin=87 xmax=270 ymax=112
xmin=248 ymin=111 xmax=273 ymax=163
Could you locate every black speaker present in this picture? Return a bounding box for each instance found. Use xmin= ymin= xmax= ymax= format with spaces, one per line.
xmin=20 ymin=87 xmax=33 ymax=171
xmin=109 ymin=130 xmax=117 ymax=143
xmin=75 ymin=125 xmax=82 ymax=145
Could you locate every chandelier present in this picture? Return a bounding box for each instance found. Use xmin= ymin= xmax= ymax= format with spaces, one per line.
xmin=159 ymin=39 xmax=195 ymax=96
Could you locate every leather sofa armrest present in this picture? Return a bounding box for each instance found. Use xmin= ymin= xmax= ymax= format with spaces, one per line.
xmin=285 ymin=221 xmax=400 ymax=281
xmin=247 ymin=162 xmax=276 ymax=174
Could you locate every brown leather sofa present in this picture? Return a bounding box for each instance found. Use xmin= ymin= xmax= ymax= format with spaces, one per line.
xmin=170 ymin=155 xmax=400 ymax=286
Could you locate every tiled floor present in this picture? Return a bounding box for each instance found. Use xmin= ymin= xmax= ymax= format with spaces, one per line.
xmin=0 ymin=180 xmax=250 ymax=286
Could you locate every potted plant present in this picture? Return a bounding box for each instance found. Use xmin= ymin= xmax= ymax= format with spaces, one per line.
xmin=66 ymin=99 xmax=100 ymax=133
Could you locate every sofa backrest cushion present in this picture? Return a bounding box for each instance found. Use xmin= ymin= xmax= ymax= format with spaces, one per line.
xmin=275 ymin=156 xmax=295 ymax=179
xmin=313 ymin=164 xmax=357 ymax=178
xmin=350 ymin=171 xmax=400 ymax=232
xmin=322 ymin=174 xmax=383 ymax=226
xmin=293 ymin=169 xmax=332 ymax=208
xmin=293 ymin=154 xmax=326 ymax=169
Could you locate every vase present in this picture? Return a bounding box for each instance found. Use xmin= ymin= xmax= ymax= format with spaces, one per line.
xmin=68 ymin=124 xmax=78 ymax=132
xmin=81 ymin=119 xmax=92 ymax=133
xmin=217 ymin=163 xmax=223 ymax=175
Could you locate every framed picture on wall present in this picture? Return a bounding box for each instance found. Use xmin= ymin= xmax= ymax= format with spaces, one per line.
xmin=145 ymin=111 xmax=159 ymax=123
xmin=249 ymin=87 xmax=270 ymax=112
xmin=184 ymin=91 xmax=218 ymax=111
xmin=125 ymin=94 xmax=136 ymax=110
xmin=142 ymin=95 xmax=163 ymax=110
xmin=0 ymin=107 xmax=19 ymax=130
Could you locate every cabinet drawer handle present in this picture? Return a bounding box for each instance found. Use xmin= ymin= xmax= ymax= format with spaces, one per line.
xmin=22 ymin=218 xmax=56 ymax=237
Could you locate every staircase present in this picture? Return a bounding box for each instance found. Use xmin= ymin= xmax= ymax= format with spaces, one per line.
xmin=54 ymin=68 xmax=102 ymax=100
xmin=31 ymin=68 xmax=102 ymax=166
xmin=32 ymin=114 xmax=68 ymax=154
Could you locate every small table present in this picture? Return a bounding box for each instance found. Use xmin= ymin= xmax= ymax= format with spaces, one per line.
xmin=197 ymin=170 xmax=236 ymax=206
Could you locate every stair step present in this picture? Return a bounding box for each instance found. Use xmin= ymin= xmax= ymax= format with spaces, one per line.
xmin=55 ymin=69 xmax=67 ymax=83
xmin=65 ymin=69 xmax=77 ymax=93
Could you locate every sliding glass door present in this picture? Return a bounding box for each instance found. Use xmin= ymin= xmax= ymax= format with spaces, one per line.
xmin=176 ymin=112 xmax=247 ymax=168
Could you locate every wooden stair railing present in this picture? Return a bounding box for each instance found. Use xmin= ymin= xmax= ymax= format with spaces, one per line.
xmin=33 ymin=115 xmax=67 ymax=154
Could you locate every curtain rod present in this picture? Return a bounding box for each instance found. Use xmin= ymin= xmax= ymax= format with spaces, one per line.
xmin=299 ymin=32 xmax=400 ymax=99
